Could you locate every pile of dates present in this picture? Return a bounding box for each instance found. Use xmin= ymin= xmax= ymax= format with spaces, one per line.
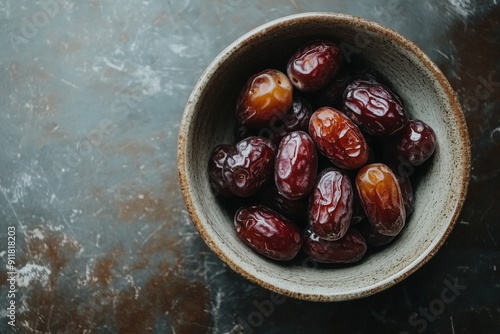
xmin=208 ymin=40 xmax=437 ymax=265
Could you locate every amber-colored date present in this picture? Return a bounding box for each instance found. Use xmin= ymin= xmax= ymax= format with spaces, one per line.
xmin=275 ymin=131 xmax=318 ymax=200
xmin=309 ymin=168 xmax=353 ymax=241
xmin=237 ymin=69 xmax=293 ymax=129
xmin=309 ymin=106 xmax=369 ymax=170
xmin=343 ymin=80 xmax=408 ymax=136
xmin=356 ymin=163 xmax=406 ymax=236
xmin=303 ymin=227 xmax=367 ymax=264
xmin=223 ymin=137 xmax=276 ymax=197
xmin=234 ymin=206 xmax=302 ymax=261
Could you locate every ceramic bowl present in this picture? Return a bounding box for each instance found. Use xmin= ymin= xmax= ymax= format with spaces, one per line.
xmin=177 ymin=12 xmax=470 ymax=301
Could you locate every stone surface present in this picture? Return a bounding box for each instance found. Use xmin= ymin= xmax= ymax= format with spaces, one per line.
xmin=0 ymin=0 xmax=498 ymax=333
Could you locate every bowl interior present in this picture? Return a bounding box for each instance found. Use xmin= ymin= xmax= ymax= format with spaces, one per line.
xmin=178 ymin=13 xmax=470 ymax=301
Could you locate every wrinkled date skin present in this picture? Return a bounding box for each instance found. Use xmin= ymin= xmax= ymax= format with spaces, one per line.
xmin=356 ymin=163 xmax=406 ymax=236
xmin=303 ymin=227 xmax=367 ymax=264
xmin=351 ymin=187 xmax=367 ymax=225
xmin=387 ymin=119 xmax=437 ymax=166
xmin=396 ymin=174 xmax=415 ymax=217
xmin=285 ymin=97 xmax=314 ymax=131
xmin=287 ymin=40 xmax=343 ymax=93
xmin=234 ymin=206 xmax=302 ymax=261
xmin=252 ymin=96 xmax=314 ymax=146
xmin=309 ymin=168 xmax=353 ymax=241
xmin=343 ymin=80 xmax=408 ymax=136
xmin=270 ymin=96 xmax=313 ymax=145
xmin=313 ymin=69 xmax=352 ymax=109
xmin=208 ymin=144 xmax=234 ymax=198
xmin=223 ymin=137 xmax=276 ymax=197
xmin=237 ymin=69 xmax=293 ymax=129
xmin=275 ymin=131 xmax=318 ymax=200
xmin=252 ymin=185 xmax=308 ymax=223
xmin=309 ymin=106 xmax=369 ymax=170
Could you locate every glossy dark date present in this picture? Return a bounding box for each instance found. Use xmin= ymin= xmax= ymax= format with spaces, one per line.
xmin=313 ymin=69 xmax=351 ymax=108
xmin=386 ymin=119 xmax=437 ymax=166
xmin=234 ymin=206 xmax=302 ymax=261
xmin=303 ymin=227 xmax=367 ymax=264
xmin=251 ymin=184 xmax=308 ymax=223
xmin=309 ymin=168 xmax=353 ymax=241
xmin=287 ymin=40 xmax=343 ymax=93
xmin=275 ymin=131 xmax=318 ymax=200
xmin=223 ymin=137 xmax=276 ymax=197
xmin=343 ymin=79 xmax=408 ymax=136
xmin=208 ymin=144 xmax=234 ymax=198
xmin=396 ymin=174 xmax=415 ymax=217
xmin=309 ymin=106 xmax=369 ymax=170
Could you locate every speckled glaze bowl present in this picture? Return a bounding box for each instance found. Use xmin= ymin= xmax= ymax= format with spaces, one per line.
xmin=177 ymin=13 xmax=470 ymax=302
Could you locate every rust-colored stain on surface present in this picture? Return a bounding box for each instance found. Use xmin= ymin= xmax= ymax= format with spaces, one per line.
xmin=13 ymin=216 xmax=213 ymax=333
xmin=115 ymin=276 xmax=213 ymax=334
xmin=93 ymin=248 xmax=123 ymax=286
xmin=25 ymin=225 xmax=81 ymax=287
xmin=14 ymin=225 xmax=82 ymax=332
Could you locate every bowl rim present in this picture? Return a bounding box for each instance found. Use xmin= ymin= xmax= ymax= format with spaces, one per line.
xmin=177 ymin=12 xmax=471 ymax=302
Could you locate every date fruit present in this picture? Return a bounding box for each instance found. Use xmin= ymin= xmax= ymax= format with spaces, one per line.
xmin=351 ymin=187 xmax=367 ymax=225
xmin=275 ymin=131 xmax=318 ymax=200
xmin=303 ymin=227 xmax=367 ymax=264
xmin=252 ymin=184 xmax=308 ymax=222
xmin=396 ymin=174 xmax=415 ymax=217
xmin=207 ymin=39 xmax=440 ymax=266
xmin=208 ymin=144 xmax=234 ymax=198
xmin=343 ymin=80 xmax=408 ymax=136
xmin=223 ymin=137 xmax=276 ymax=197
xmin=287 ymin=40 xmax=343 ymax=93
xmin=254 ymin=96 xmax=314 ymax=146
xmin=386 ymin=119 xmax=437 ymax=166
xmin=309 ymin=168 xmax=353 ymax=241
xmin=356 ymin=163 xmax=406 ymax=236
xmin=309 ymin=106 xmax=369 ymax=170
xmin=237 ymin=69 xmax=293 ymax=129
xmin=284 ymin=96 xmax=314 ymax=132
xmin=234 ymin=206 xmax=302 ymax=261
xmin=313 ymin=69 xmax=352 ymax=108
